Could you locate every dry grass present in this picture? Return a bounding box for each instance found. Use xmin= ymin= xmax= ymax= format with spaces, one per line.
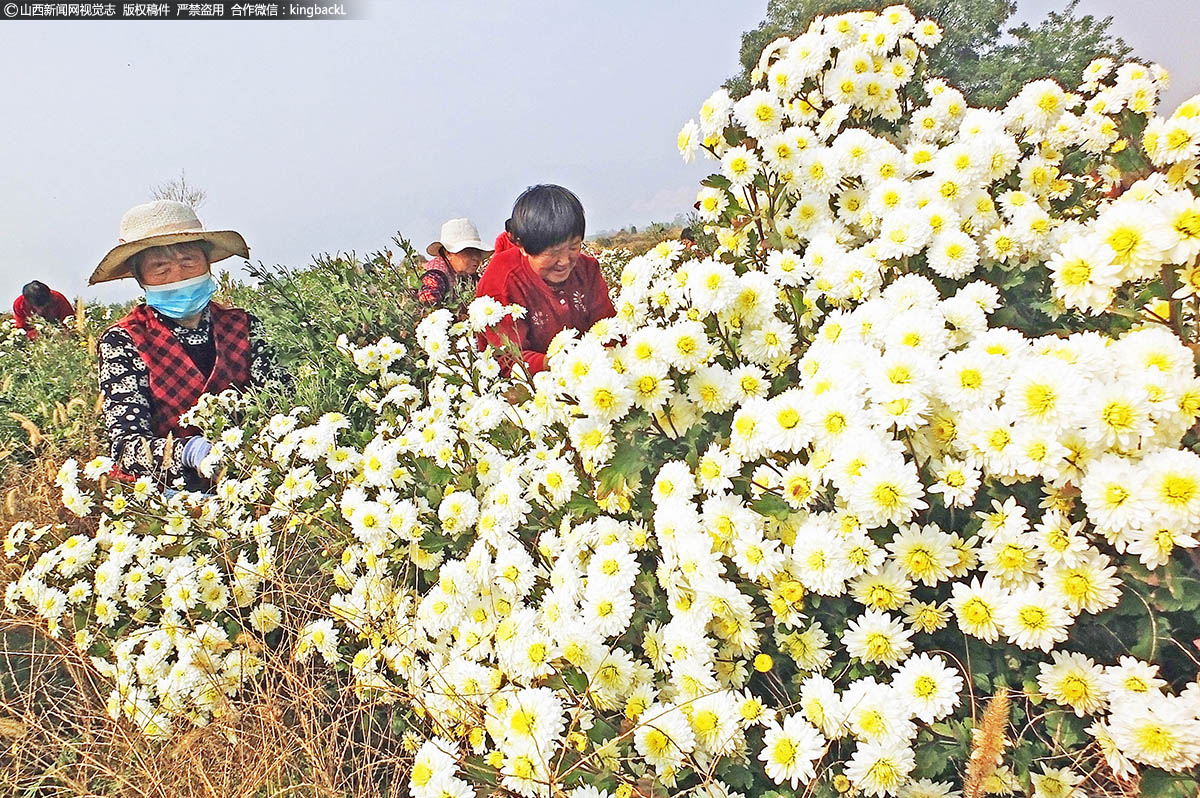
xmin=0 ymin=441 xmax=419 ymax=796
xmin=590 ymin=226 xmax=684 ymax=256
xmin=963 ymin=689 xmax=1009 ymax=798
xmin=0 ymin=602 xmax=417 ymax=796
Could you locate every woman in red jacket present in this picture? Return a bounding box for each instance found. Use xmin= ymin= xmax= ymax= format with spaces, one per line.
xmin=12 ymin=281 xmax=74 ymax=339
xmin=475 ymin=185 xmax=615 ymax=375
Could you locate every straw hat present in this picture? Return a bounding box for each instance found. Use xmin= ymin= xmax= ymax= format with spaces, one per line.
xmin=426 ymin=218 xmax=491 ymax=257
xmin=89 ymin=200 xmax=250 ymax=285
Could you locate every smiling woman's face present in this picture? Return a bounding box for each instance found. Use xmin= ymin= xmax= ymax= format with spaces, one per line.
xmin=136 ymin=243 xmax=210 ymax=286
xmin=524 ymin=237 xmax=583 ymax=286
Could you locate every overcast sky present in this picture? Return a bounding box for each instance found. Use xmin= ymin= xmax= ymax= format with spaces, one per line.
xmin=1 ymin=0 xmax=1197 ymax=305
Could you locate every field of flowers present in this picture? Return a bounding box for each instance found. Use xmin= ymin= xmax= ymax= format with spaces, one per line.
xmin=3 ymin=6 xmax=1200 ymax=797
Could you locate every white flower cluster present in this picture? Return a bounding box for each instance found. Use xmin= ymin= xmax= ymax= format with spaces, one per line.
xmin=0 ymin=316 xmax=28 ymax=352
xmin=6 ymin=6 xmax=1200 ymax=796
xmin=679 ymin=8 xmax=1198 ymax=320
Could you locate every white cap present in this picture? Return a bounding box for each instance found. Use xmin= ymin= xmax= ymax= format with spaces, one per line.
xmin=426 ymin=218 xmax=491 ymax=257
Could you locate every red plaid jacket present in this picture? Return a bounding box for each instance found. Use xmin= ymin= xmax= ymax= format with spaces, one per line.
xmin=111 ymin=303 xmax=253 ymax=439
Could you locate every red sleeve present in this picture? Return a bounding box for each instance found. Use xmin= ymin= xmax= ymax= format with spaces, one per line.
xmin=50 ymin=292 xmax=74 ymax=322
xmin=12 ymin=296 xmax=29 ymax=330
xmin=475 ymin=253 xmax=547 ymax=375
xmin=479 ymin=304 xmax=548 ymax=376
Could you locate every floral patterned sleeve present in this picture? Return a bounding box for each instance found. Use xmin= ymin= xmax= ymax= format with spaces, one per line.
xmin=246 ymin=313 xmax=289 ymax=389
xmin=418 ymin=269 xmax=452 ymax=305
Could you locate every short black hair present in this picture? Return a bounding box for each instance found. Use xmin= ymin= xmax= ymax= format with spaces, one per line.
xmin=509 ymin=185 xmax=586 ymax=255
xmin=22 ymin=281 xmax=51 ymax=307
xmin=680 ymin=227 xmax=696 ymax=242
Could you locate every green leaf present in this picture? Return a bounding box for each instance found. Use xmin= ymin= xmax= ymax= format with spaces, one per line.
xmin=1139 ymin=769 xmax=1199 ymax=798
xmin=564 ymin=493 xmax=601 ymax=517
xmin=914 ymin=743 xmax=950 ymax=777
xmin=752 ymin=493 xmax=792 ymax=520
xmin=596 ymin=442 xmax=646 ymax=495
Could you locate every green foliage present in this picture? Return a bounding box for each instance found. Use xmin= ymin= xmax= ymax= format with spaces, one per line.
xmin=226 ymin=236 xmax=432 ymax=419
xmin=0 ymin=304 xmax=126 ymax=461
xmin=727 ymin=0 xmax=1130 ymax=106
xmin=968 ymin=0 xmax=1135 ymax=107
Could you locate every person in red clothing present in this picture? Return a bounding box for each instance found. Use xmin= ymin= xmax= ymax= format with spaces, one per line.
xmin=475 ymin=185 xmax=615 ymax=376
xmin=493 ymin=217 xmax=517 ymax=256
xmin=12 ymin=281 xmax=75 ymax=339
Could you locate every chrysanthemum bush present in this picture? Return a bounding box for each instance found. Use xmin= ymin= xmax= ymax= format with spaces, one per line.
xmin=6 ymin=6 xmax=1200 ymax=797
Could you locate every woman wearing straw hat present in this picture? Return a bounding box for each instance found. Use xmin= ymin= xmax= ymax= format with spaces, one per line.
xmin=417 ymin=218 xmax=492 ymax=306
xmin=91 ymin=200 xmax=286 ymax=490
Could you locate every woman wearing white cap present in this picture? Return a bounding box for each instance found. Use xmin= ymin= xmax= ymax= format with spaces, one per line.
xmin=417 ymin=218 xmax=492 ymax=306
xmin=91 ymin=200 xmax=287 ymax=490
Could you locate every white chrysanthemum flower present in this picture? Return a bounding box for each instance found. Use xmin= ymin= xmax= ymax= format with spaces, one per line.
xmin=1159 ymin=189 xmax=1200 ymax=263
xmin=677 ymin=119 xmax=700 ymax=162
xmin=893 ymin=653 xmax=963 ymax=723
xmin=696 ymin=186 xmax=731 ymax=222
xmin=897 ymin=779 xmax=957 ymax=798
xmin=295 ymin=618 xmax=340 ymax=664
xmin=1046 ymin=235 xmax=1122 ymax=313
xmin=1030 ymin=767 xmax=1086 ymax=798
xmin=842 ymin=608 xmax=913 ymax=667
xmin=1037 ymin=651 xmax=1108 ymax=717
xmin=999 ymin=585 xmax=1072 ymax=652
xmin=1093 ymin=203 xmax=1174 ymax=281
xmin=499 ymin=749 xmax=550 ymax=798
xmin=502 ymin=686 xmax=566 ymax=753
xmin=689 ymin=258 xmax=739 ymax=314
xmin=1143 ymin=448 xmax=1200 ymax=529
xmin=845 ymin=739 xmax=916 ymax=797
xmin=850 ymin=562 xmax=913 ymax=612
xmin=577 ymin=369 xmax=634 ymax=423
xmin=1100 ymin=656 xmax=1168 ymax=701
xmin=698 ymin=88 xmax=734 ymax=135
xmin=734 ymin=88 xmax=786 ymax=140
xmin=797 ymin=674 xmax=845 ymax=739
xmin=1046 ymin=550 xmax=1121 ymax=615
xmin=949 ymin=577 xmax=1005 ymax=642
xmin=665 ymin=320 xmax=712 ymax=372
xmin=688 ymin=691 xmax=744 ymax=757
xmin=410 ymin=738 xmax=460 ymax=798
xmin=1108 ymin=693 xmax=1200 ymax=772
xmin=695 ymin=442 xmax=738 ymax=495
xmin=758 ymin=712 xmax=826 ymax=788
xmin=911 ymin=18 xmax=942 ymax=47
xmin=721 ymin=145 xmax=761 ymax=189
xmin=1128 ymin=523 xmax=1199 ymax=570
xmin=245 ymin=599 xmax=284 ymax=636
xmin=466 ymin=295 xmax=510 ymax=332
xmin=927 ymin=230 xmax=979 ymax=279
xmin=633 ymin=702 xmax=696 ymax=772
xmin=846 ymin=459 xmax=928 ymax=529
xmin=887 ymin=524 xmax=957 ymax=587
xmin=791 ymin=519 xmax=852 ymax=596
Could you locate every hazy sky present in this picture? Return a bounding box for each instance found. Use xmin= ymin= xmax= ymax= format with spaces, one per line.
xmin=1 ymin=0 xmax=1197 ymax=305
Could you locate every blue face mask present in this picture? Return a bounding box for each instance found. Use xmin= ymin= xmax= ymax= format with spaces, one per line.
xmin=143 ymin=272 xmax=217 ymax=319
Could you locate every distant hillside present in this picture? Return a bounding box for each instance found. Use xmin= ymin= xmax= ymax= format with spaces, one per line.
xmin=589 ymin=222 xmax=686 ymax=255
